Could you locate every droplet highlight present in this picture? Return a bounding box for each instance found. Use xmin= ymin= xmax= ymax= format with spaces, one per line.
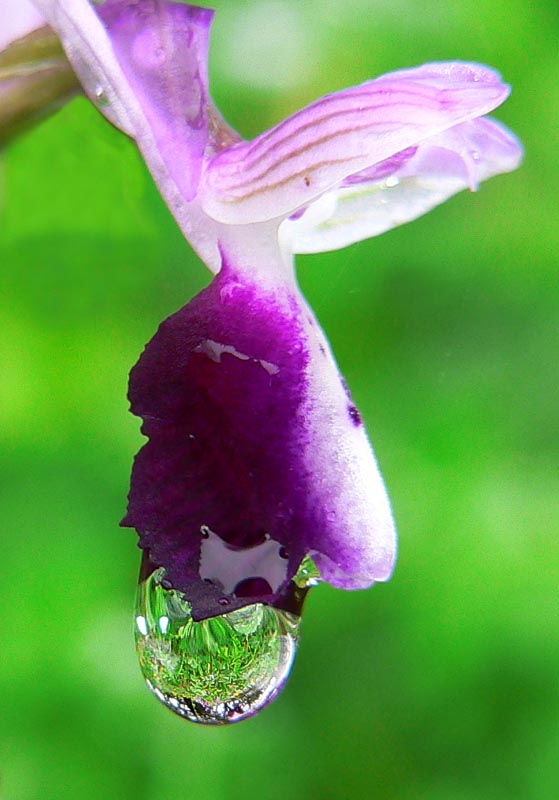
xmin=93 ymin=84 xmax=109 ymax=107
xmin=135 ymin=567 xmax=301 ymax=724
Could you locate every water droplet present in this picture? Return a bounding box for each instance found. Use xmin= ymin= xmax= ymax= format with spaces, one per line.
xmin=93 ymin=84 xmax=109 ymax=107
xmin=135 ymin=567 xmax=301 ymax=724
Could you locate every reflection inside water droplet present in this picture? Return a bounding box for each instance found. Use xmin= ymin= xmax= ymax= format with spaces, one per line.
xmin=293 ymin=555 xmax=321 ymax=588
xmin=134 ymin=560 xmax=315 ymax=724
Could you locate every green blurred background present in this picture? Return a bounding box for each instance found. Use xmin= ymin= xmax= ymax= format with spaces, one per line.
xmin=1 ymin=1 xmax=558 ymax=798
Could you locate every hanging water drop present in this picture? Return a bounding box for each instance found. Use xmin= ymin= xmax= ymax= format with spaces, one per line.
xmin=134 ymin=562 xmax=309 ymax=724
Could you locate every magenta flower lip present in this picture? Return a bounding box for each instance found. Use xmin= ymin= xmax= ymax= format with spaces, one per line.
xmin=19 ymin=0 xmax=522 ymax=620
xmin=123 ymin=257 xmax=394 ymax=620
xmin=124 ymin=261 xmax=310 ymax=619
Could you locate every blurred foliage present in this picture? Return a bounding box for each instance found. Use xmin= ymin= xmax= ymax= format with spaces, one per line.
xmin=1 ymin=1 xmax=558 ymax=799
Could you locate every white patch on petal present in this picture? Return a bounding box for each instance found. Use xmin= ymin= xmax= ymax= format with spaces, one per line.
xmin=199 ymin=528 xmax=287 ymax=595
xmin=259 ymin=359 xmax=280 ymax=376
xmin=194 ymin=338 xmax=250 ymax=364
xmin=194 ymin=338 xmax=279 ymax=375
xmin=287 ymin=174 xmax=464 ymax=253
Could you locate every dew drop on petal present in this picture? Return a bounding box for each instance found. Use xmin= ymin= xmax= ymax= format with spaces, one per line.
xmin=134 ymin=566 xmax=302 ymax=724
xmin=93 ymin=84 xmax=109 ymax=107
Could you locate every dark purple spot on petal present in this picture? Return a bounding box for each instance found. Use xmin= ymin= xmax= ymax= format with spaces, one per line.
xmin=289 ymin=207 xmax=306 ymax=221
xmin=342 ymin=146 xmax=418 ymax=186
xmin=348 ymin=405 xmax=362 ymax=426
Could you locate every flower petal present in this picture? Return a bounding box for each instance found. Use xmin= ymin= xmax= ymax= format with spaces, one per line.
xmin=34 ymin=0 xmax=215 ymax=197
xmin=200 ymin=61 xmax=511 ymax=225
xmin=95 ymin=0 xmax=216 ymax=201
xmin=33 ymin=0 xmax=140 ymax=135
xmin=123 ymin=257 xmax=396 ymax=620
xmin=282 ymin=117 xmax=523 ymax=253
xmin=32 ymin=0 xmax=230 ymax=270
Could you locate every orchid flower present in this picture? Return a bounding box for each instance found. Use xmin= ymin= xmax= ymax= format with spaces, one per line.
xmin=9 ymin=0 xmax=521 ymax=723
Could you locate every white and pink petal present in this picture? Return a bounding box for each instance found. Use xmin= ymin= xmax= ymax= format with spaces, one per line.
xmin=282 ymin=117 xmax=523 ymax=253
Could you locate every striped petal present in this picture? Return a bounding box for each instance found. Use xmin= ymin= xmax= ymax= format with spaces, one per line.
xmin=200 ymin=62 xmax=512 ymax=225
xmin=282 ymin=117 xmax=523 ymax=254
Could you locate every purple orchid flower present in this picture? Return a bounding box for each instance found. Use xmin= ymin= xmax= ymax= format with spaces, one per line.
xmin=19 ymin=0 xmax=521 ymax=722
